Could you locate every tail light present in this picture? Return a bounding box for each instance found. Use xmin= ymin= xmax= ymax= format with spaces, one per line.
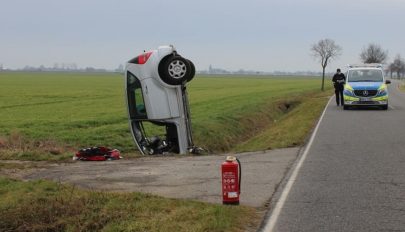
xmin=129 ymin=51 xmax=153 ymax=65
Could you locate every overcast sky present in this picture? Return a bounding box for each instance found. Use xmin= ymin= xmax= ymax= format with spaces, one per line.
xmin=1 ymin=0 xmax=405 ymax=72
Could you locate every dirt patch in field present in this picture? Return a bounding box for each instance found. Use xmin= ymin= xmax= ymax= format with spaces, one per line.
xmin=278 ymin=100 xmax=300 ymax=113
xmin=0 ymin=131 xmax=74 ymax=161
xmin=0 ymin=160 xmax=56 ymax=179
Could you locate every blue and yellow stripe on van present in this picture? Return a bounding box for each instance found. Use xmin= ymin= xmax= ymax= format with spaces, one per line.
xmin=343 ymin=82 xmax=388 ymax=105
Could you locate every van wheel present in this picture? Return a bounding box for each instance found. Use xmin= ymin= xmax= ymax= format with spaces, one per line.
xmin=382 ymin=105 xmax=388 ymax=110
xmin=158 ymin=55 xmax=192 ymax=85
xmin=343 ymin=105 xmax=348 ymax=110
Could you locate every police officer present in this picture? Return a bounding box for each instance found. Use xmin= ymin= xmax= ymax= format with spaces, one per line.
xmin=332 ymin=68 xmax=346 ymax=106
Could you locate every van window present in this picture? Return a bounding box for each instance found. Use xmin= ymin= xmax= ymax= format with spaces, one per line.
xmin=348 ymin=69 xmax=383 ymax=82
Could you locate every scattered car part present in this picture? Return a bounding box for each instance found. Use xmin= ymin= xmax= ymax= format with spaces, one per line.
xmin=74 ymin=146 xmax=122 ymax=161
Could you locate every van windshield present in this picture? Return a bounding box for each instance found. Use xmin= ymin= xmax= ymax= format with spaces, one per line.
xmin=348 ymin=69 xmax=383 ymax=82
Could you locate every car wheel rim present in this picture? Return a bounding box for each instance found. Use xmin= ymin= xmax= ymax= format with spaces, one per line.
xmin=168 ymin=60 xmax=187 ymax=79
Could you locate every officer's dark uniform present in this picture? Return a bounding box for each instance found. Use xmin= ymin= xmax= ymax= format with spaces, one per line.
xmin=332 ymin=69 xmax=346 ymax=106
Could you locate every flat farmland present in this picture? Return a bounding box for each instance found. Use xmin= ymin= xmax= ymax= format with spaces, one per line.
xmin=0 ymin=72 xmax=331 ymax=160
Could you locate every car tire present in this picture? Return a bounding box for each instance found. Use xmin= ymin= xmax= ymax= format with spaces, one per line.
xmin=343 ymin=105 xmax=348 ymax=110
xmin=382 ymin=105 xmax=388 ymax=110
xmin=186 ymin=59 xmax=195 ymax=82
xmin=158 ymin=55 xmax=192 ymax=85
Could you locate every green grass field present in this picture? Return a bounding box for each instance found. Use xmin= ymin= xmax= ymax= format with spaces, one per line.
xmin=0 ymin=177 xmax=256 ymax=232
xmin=0 ymin=72 xmax=332 ymax=160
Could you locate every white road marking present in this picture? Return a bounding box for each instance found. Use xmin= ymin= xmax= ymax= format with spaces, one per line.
xmin=389 ymin=105 xmax=395 ymax=110
xmin=261 ymin=96 xmax=333 ymax=232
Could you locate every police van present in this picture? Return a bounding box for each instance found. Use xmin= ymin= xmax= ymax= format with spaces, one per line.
xmin=343 ymin=64 xmax=391 ymax=110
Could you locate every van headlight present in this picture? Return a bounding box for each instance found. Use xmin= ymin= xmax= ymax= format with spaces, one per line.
xmin=344 ymin=89 xmax=355 ymax=97
xmin=377 ymin=88 xmax=387 ymax=96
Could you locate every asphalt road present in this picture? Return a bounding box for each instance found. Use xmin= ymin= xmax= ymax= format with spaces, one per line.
xmin=263 ymin=80 xmax=405 ymax=232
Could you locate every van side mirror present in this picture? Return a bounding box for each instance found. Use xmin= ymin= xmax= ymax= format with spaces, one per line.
xmin=385 ymin=80 xmax=391 ymax=84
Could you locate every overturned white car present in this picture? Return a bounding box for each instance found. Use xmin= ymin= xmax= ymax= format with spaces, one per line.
xmin=125 ymin=45 xmax=197 ymax=155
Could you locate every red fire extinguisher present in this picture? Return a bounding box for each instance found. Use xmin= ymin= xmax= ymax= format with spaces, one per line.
xmin=221 ymin=156 xmax=241 ymax=205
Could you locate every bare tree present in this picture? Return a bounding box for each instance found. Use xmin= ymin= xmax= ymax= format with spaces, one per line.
xmin=390 ymin=54 xmax=405 ymax=79
xmin=311 ymin=38 xmax=342 ymax=91
xmin=360 ymin=43 xmax=388 ymax=64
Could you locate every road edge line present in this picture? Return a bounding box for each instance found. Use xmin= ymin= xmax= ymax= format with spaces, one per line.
xmin=261 ymin=96 xmax=333 ymax=232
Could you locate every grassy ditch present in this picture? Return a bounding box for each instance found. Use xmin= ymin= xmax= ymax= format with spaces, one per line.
xmin=0 ymin=72 xmax=332 ymax=160
xmin=235 ymin=91 xmax=330 ymax=152
xmin=0 ymin=177 xmax=257 ymax=232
